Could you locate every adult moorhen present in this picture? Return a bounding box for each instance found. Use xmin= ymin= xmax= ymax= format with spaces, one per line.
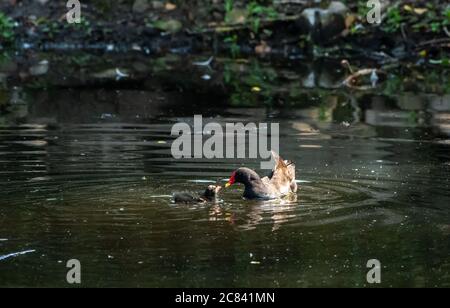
xmin=225 ymin=152 xmax=297 ymax=200
xmin=173 ymin=185 xmax=222 ymax=204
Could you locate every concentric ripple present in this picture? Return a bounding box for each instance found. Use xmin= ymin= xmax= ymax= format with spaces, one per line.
xmin=1 ymin=119 xmax=450 ymax=287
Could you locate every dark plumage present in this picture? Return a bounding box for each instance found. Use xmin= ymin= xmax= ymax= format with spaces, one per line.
xmin=173 ymin=185 xmax=222 ymax=204
xmin=225 ymin=152 xmax=297 ymax=200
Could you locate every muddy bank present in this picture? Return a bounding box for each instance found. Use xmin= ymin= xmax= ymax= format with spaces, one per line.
xmin=1 ymin=1 xmax=450 ymax=62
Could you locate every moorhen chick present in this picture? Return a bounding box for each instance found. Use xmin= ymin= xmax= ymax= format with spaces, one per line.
xmin=225 ymin=152 xmax=297 ymax=200
xmin=173 ymin=185 xmax=222 ymax=204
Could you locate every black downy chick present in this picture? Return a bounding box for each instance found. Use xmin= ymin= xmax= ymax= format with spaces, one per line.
xmin=173 ymin=185 xmax=222 ymax=204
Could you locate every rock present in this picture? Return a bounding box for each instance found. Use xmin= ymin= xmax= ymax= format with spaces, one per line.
xmin=301 ymin=1 xmax=348 ymax=27
xmin=429 ymin=95 xmax=450 ymax=112
xmin=92 ymin=68 xmax=131 ymax=79
xmin=29 ymin=60 xmax=49 ymax=76
xmin=133 ymin=0 xmax=150 ymax=13
xmin=396 ymin=93 xmax=426 ymax=110
xmin=255 ymin=41 xmax=271 ymax=55
xmin=438 ymin=224 xmax=450 ymax=236
xmin=327 ymin=1 xmax=348 ymax=16
xmin=300 ymin=1 xmax=349 ymax=43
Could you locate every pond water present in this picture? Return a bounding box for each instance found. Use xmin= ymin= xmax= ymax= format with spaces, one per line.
xmin=0 ymin=53 xmax=449 ymax=287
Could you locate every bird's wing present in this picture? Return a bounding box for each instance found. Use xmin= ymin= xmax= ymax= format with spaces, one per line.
xmin=269 ymin=152 xmax=289 ymax=180
xmin=267 ymin=153 xmax=298 ymax=195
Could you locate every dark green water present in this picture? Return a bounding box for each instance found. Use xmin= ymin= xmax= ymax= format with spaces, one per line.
xmin=0 ymin=54 xmax=449 ymax=287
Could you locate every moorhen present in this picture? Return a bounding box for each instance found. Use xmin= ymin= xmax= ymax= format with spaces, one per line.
xmin=173 ymin=185 xmax=222 ymax=204
xmin=225 ymin=152 xmax=297 ymax=200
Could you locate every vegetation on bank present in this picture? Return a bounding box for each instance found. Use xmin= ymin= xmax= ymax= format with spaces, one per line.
xmin=0 ymin=12 xmax=14 ymax=44
xmin=0 ymin=0 xmax=448 ymax=62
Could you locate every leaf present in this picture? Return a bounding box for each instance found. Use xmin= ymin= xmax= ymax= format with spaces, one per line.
xmin=225 ymin=0 xmax=233 ymax=13
xmin=165 ymin=3 xmax=177 ymax=11
xmin=414 ymin=8 xmax=428 ymax=15
xmin=252 ymin=17 xmax=260 ymax=33
xmin=345 ymin=14 xmax=357 ymax=29
xmin=403 ymin=5 xmax=413 ymax=12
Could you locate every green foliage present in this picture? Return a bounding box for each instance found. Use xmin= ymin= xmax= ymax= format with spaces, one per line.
xmin=223 ymin=59 xmax=279 ymax=107
xmin=356 ymin=0 xmax=371 ymax=19
xmin=446 ymin=7 xmax=450 ymax=20
xmin=398 ymin=4 xmax=450 ymax=33
xmin=246 ymin=1 xmax=278 ymax=34
xmin=38 ymin=16 xmax=92 ymax=38
xmin=430 ymin=22 xmax=441 ymax=32
xmin=383 ymin=75 xmax=403 ymax=96
xmin=38 ymin=19 xmax=60 ymax=39
xmin=224 ymin=0 xmax=278 ymax=34
xmin=225 ymin=0 xmax=234 ymax=14
xmin=70 ymin=54 xmax=94 ymax=67
xmin=0 ymin=51 xmax=10 ymax=65
xmin=152 ymin=19 xmax=183 ymax=33
xmin=69 ymin=17 xmax=92 ymax=33
xmin=246 ymin=1 xmax=278 ymax=18
xmin=333 ymin=101 xmax=355 ymax=123
xmin=383 ymin=7 xmax=404 ymax=33
xmin=0 ymin=13 xmax=14 ymax=43
xmin=424 ymin=9 xmax=442 ymax=32
xmin=224 ymin=0 xmax=235 ymax=24
xmin=251 ymin=17 xmax=261 ymax=34
xmin=442 ymin=58 xmax=450 ymax=67
xmin=93 ymin=0 xmax=114 ymax=14
xmin=407 ymin=111 xmax=418 ymax=125
xmin=443 ymin=7 xmax=450 ymax=26
xmin=318 ymin=102 xmax=328 ymax=122
xmin=223 ymin=35 xmax=240 ymax=58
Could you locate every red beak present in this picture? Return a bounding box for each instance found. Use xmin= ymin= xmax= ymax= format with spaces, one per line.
xmin=225 ymin=172 xmax=236 ymax=188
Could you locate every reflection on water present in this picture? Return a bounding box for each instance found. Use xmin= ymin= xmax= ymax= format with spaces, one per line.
xmin=0 ymin=54 xmax=450 ymax=287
